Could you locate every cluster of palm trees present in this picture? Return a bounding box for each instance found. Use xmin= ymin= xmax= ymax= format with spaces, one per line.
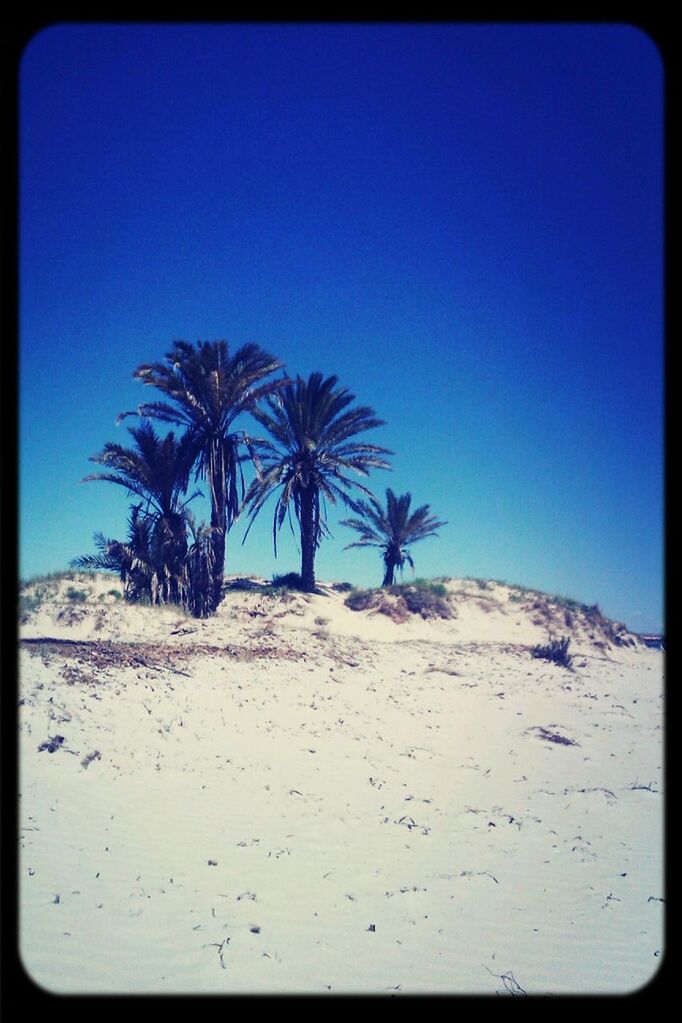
xmin=73 ymin=339 xmax=446 ymax=617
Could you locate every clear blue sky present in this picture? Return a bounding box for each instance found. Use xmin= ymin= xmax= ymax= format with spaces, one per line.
xmin=19 ymin=22 xmax=664 ymax=632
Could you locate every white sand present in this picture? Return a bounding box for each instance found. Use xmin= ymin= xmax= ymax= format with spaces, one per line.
xmin=18 ymin=575 xmax=664 ymax=995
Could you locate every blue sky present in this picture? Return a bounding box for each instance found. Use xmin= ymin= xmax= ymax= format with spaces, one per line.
xmin=19 ymin=23 xmax=664 ymax=632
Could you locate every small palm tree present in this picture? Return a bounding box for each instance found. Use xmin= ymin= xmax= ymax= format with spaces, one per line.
xmin=243 ymin=372 xmax=392 ymax=592
xmin=72 ymin=504 xmax=166 ymax=604
xmin=77 ymin=421 xmax=200 ymax=604
xmin=118 ymin=339 xmax=286 ymax=612
xmin=341 ymin=488 xmax=447 ymax=587
xmin=182 ymin=515 xmax=219 ymax=619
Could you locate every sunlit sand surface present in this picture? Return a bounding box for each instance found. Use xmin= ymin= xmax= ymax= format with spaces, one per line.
xmin=18 ymin=575 xmax=664 ymax=995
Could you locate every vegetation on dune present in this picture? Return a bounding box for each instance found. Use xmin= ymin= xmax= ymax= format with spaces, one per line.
xmin=465 ymin=577 xmax=494 ymax=590
xmin=341 ymin=488 xmax=446 ymax=587
xmin=19 ymin=571 xmax=78 ymax=621
xmin=242 ymin=373 xmax=392 ymax=592
xmin=19 ymin=591 xmax=47 ymax=622
xmin=19 ymin=571 xmax=122 ymax=622
xmin=271 ymin=571 xmax=305 ymax=590
xmin=20 ymin=570 xmax=77 ymax=587
xmin=393 ymin=583 xmax=453 ymax=619
xmin=345 ymin=580 xmax=453 ymax=620
xmin=531 ymin=636 xmax=574 ymax=669
xmin=344 ymin=588 xmax=377 ymax=612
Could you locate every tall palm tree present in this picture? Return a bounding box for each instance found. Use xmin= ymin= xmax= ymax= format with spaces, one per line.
xmin=117 ymin=339 xmax=286 ymax=612
xmin=341 ymin=488 xmax=447 ymax=587
xmin=242 ymin=372 xmax=392 ymax=592
xmin=77 ymin=421 xmax=201 ymax=604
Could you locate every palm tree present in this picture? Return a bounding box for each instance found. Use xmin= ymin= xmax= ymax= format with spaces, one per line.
xmin=76 ymin=421 xmax=200 ymax=605
xmin=340 ymin=488 xmax=447 ymax=587
xmin=117 ymin=339 xmax=286 ymax=612
xmin=242 ymin=372 xmax=392 ymax=592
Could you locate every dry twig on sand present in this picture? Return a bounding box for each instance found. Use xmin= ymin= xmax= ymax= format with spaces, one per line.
xmin=484 ymin=966 xmax=527 ymax=995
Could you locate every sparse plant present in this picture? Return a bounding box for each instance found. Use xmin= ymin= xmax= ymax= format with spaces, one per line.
xmin=465 ymin=577 xmax=492 ymax=590
xmin=19 ymin=591 xmax=46 ymax=621
xmin=410 ymin=579 xmax=448 ymax=596
xmin=21 ymin=570 xmax=75 ymax=587
xmin=531 ymin=636 xmax=573 ymax=669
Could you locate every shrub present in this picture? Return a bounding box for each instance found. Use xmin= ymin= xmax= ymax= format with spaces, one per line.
xmin=331 ymin=581 xmax=354 ymax=592
xmin=387 ymin=582 xmax=452 ymax=619
xmin=65 ymin=587 xmax=88 ymax=603
xmin=397 ymin=585 xmax=452 ymax=620
xmin=550 ymin=594 xmax=583 ymax=613
xmin=376 ymin=596 xmax=411 ymax=623
xmin=344 ymin=588 xmax=377 ymax=612
xmin=345 ymin=582 xmax=452 ymax=620
xmin=531 ymin=636 xmax=573 ymax=669
xmin=107 ymin=589 xmax=123 ymax=600
xmin=271 ymin=572 xmax=304 ymax=591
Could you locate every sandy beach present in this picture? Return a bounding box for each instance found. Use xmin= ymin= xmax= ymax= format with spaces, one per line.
xmin=18 ymin=574 xmax=664 ymax=995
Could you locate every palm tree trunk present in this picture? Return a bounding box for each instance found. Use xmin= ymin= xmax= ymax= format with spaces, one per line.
xmin=210 ymin=516 xmax=225 ymax=611
xmin=382 ymin=561 xmax=395 ymax=587
xmin=300 ymin=486 xmax=317 ymax=592
xmin=209 ymin=459 xmax=227 ymax=611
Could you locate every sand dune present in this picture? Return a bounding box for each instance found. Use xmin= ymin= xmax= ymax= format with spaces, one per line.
xmin=18 ymin=575 xmax=664 ymax=994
